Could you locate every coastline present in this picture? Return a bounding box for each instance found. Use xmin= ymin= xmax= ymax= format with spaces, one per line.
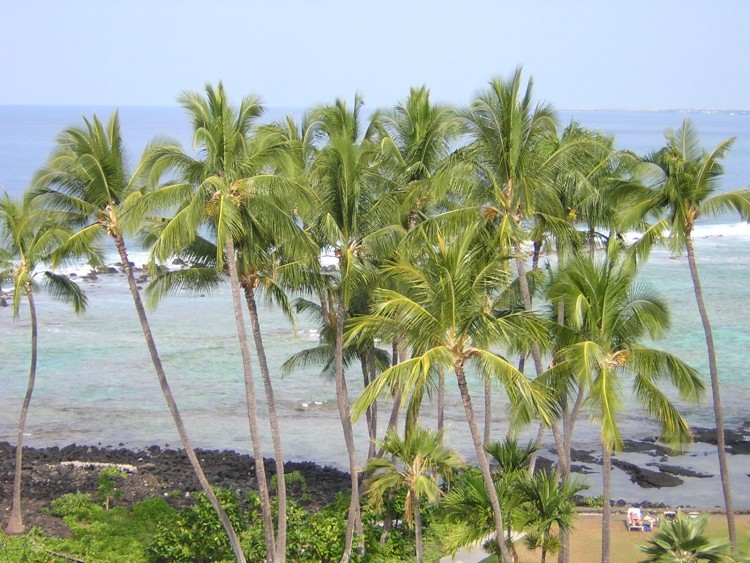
xmin=0 ymin=441 xmax=352 ymax=536
xmin=2 ymin=226 xmax=750 ymax=520
xmin=2 ymin=424 xmax=748 ymax=532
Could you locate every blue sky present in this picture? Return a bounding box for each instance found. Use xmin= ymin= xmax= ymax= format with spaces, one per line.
xmin=2 ymin=0 xmax=748 ymax=110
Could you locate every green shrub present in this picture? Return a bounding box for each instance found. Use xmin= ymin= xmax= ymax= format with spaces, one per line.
xmin=97 ymin=467 xmax=127 ymax=510
xmin=148 ymin=489 xmax=245 ymax=562
xmin=49 ymin=492 xmax=98 ymax=519
xmin=41 ymin=495 xmax=175 ymax=562
xmin=580 ymin=494 xmax=604 ymax=508
xmin=272 ymin=469 xmax=310 ymax=502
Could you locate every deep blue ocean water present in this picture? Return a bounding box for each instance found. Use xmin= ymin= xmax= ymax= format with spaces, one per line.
xmin=1 ymin=106 xmax=749 ymax=507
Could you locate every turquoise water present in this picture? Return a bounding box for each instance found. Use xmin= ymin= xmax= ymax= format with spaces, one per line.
xmin=1 ymin=106 xmax=749 ymax=507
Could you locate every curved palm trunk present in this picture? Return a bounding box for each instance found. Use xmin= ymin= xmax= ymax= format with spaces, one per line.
xmin=685 ymin=237 xmax=736 ymax=551
xmin=225 ymin=243 xmax=276 ymax=560
xmin=335 ymin=296 xmax=363 ymax=562
xmin=113 ymin=235 xmax=247 ymax=563
xmin=244 ymin=283 xmax=287 ymax=562
xmin=413 ymin=493 xmax=424 ymax=563
xmin=600 ymin=444 xmax=612 ymax=563
xmin=5 ymin=285 xmax=38 ymax=535
xmin=455 ymin=363 xmax=513 ymax=563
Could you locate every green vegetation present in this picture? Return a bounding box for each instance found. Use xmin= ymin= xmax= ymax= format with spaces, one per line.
xmin=639 ymin=513 xmax=730 ymax=562
xmin=97 ymin=467 xmax=127 ymax=511
xmin=4 ymin=67 xmax=749 ymax=561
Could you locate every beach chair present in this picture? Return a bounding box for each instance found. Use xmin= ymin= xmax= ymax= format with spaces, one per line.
xmin=627 ymin=507 xmax=644 ymax=531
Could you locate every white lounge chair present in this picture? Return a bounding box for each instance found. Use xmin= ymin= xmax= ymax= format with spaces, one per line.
xmin=627 ymin=507 xmax=644 ymax=531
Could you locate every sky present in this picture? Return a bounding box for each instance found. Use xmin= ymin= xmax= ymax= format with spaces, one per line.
xmin=2 ymin=0 xmax=749 ymax=110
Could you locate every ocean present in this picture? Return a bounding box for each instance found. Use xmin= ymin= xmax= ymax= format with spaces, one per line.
xmin=1 ymin=106 xmax=749 ymax=508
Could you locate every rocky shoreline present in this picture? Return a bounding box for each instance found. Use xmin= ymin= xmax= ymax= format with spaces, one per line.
xmin=1 ymin=423 xmax=748 ymax=537
xmin=0 ymin=442 xmax=351 ymax=536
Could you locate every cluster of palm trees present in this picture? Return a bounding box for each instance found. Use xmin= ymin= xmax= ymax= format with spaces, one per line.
xmin=2 ymin=68 xmax=748 ymax=562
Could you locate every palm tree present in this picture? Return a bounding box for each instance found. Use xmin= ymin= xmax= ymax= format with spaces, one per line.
xmin=622 ymin=119 xmax=750 ymax=552
xmin=29 ymin=112 xmax=247 ymax=562
xmin=375 ymin=85 xmax=465 ymax=443
xmin=143 ymin=83 xmax=309 ymax=561
xmin=363 ymin=426 xmax=463 ymax=563
xmin=639 ymin=513 xmax=731 ymax=562
xmin=144 ymin=205 xmax=315 ymax=563
xmin=0 ymin=194 xmax=87 ymax=535
xmin=349 ymin=222 xmax=553 ymax=562
xmin=379 ymin=85 xmax=464 ymax=231
xmin=545 ymin=241 xmax=704 ymax=563
xmin=458 ymin=67 xmax=560 ymax=380
xmin=447 ymin=437 xmax=577 ymax=562
xmin=300 ymin=93 xmax=402 ymax=562
xmin=486 ymin=438 xmax=541 ymax=560
xmin=515 ymin=470 xmax=587 ymax=563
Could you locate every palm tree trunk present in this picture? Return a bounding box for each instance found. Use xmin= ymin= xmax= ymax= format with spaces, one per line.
xmin=244 ymin=282 xmax=287 ymax=562
xmin=455 ymin=363 xmax=513 ymax=563
xmin=360 ymin=350 xmax=377 ymax=461
xmin=557 ymin=387 xmax=584 ymax=563
xmin=685 ymin=236 xmax=736 ymax=551
xmin=553 ymin=248 xmax=578 ymax=563
xmin=225 ymin=242 xmax=276 ymax=560
xmin=5 ymin=285 xmax=38 ymax=535
xmin=527 ymin=423 xmax=547 ymax=475
xmin=526 ymin=239 xmax=551 ymax=475
xmin=484 ymin=377 xmax=492 ymax=445
xmin=413 ymin=494 xmax=424 ymax=563
xmin=437 ymin=366 xmax=445 ymax=433
xmin=377 ymin=343 xmax=403 ymax=459
xmin=113 ymin=235 xmax=247 ymax=563
xmin=367 ymin=349 xmax=378 ymax=458
xmin=335 ymin=295 xmax=363 ymax=562
xmin=600 ymin=444 xmax=612 ymax=563
xmin=512 ymin=240 xmax=544 ymax=376
xmin=513 ymin=236 xmax=549 ymax=475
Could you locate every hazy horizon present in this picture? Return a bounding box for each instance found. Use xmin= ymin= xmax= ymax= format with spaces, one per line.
xmin=4 ymin=1 xmax=749 ymax=110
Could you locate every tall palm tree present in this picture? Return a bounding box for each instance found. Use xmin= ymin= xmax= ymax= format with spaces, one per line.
xmin=29 ymin=112 xmax=247 ymax=561
xmin=0 ymin=194 xmax=87 ymax=535
xmin=143 ymin=84 xmax=308 ymax=561
xmin=302 ymin=94 xmax=402 ymax=562
xmin=374 ymin=85 xmax=464 ymax=444
xmin=144 ymin=205 xmax=315 ymax=563
xmin=622 ymin=119 xmax=750 ymax=552
xmin=546 ymin=241 xmax=704 ymax=563
xmin=364 ymin=426 xmax=463 ymax=563
xmin=349 ymin=222 xmax=553 ymax=562
xmin=458 ymin=67 xmax=559 ymax=379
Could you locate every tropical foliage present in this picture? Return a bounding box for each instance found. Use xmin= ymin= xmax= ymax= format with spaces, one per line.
xmin=639 ymin=513 xmax=731 ymax=562
xmin=4 ymin=70 xmax=743 ymax=562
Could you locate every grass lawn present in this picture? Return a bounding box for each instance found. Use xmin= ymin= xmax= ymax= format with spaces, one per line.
xmin=478 ymin=511 xmax=750 ymax=562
